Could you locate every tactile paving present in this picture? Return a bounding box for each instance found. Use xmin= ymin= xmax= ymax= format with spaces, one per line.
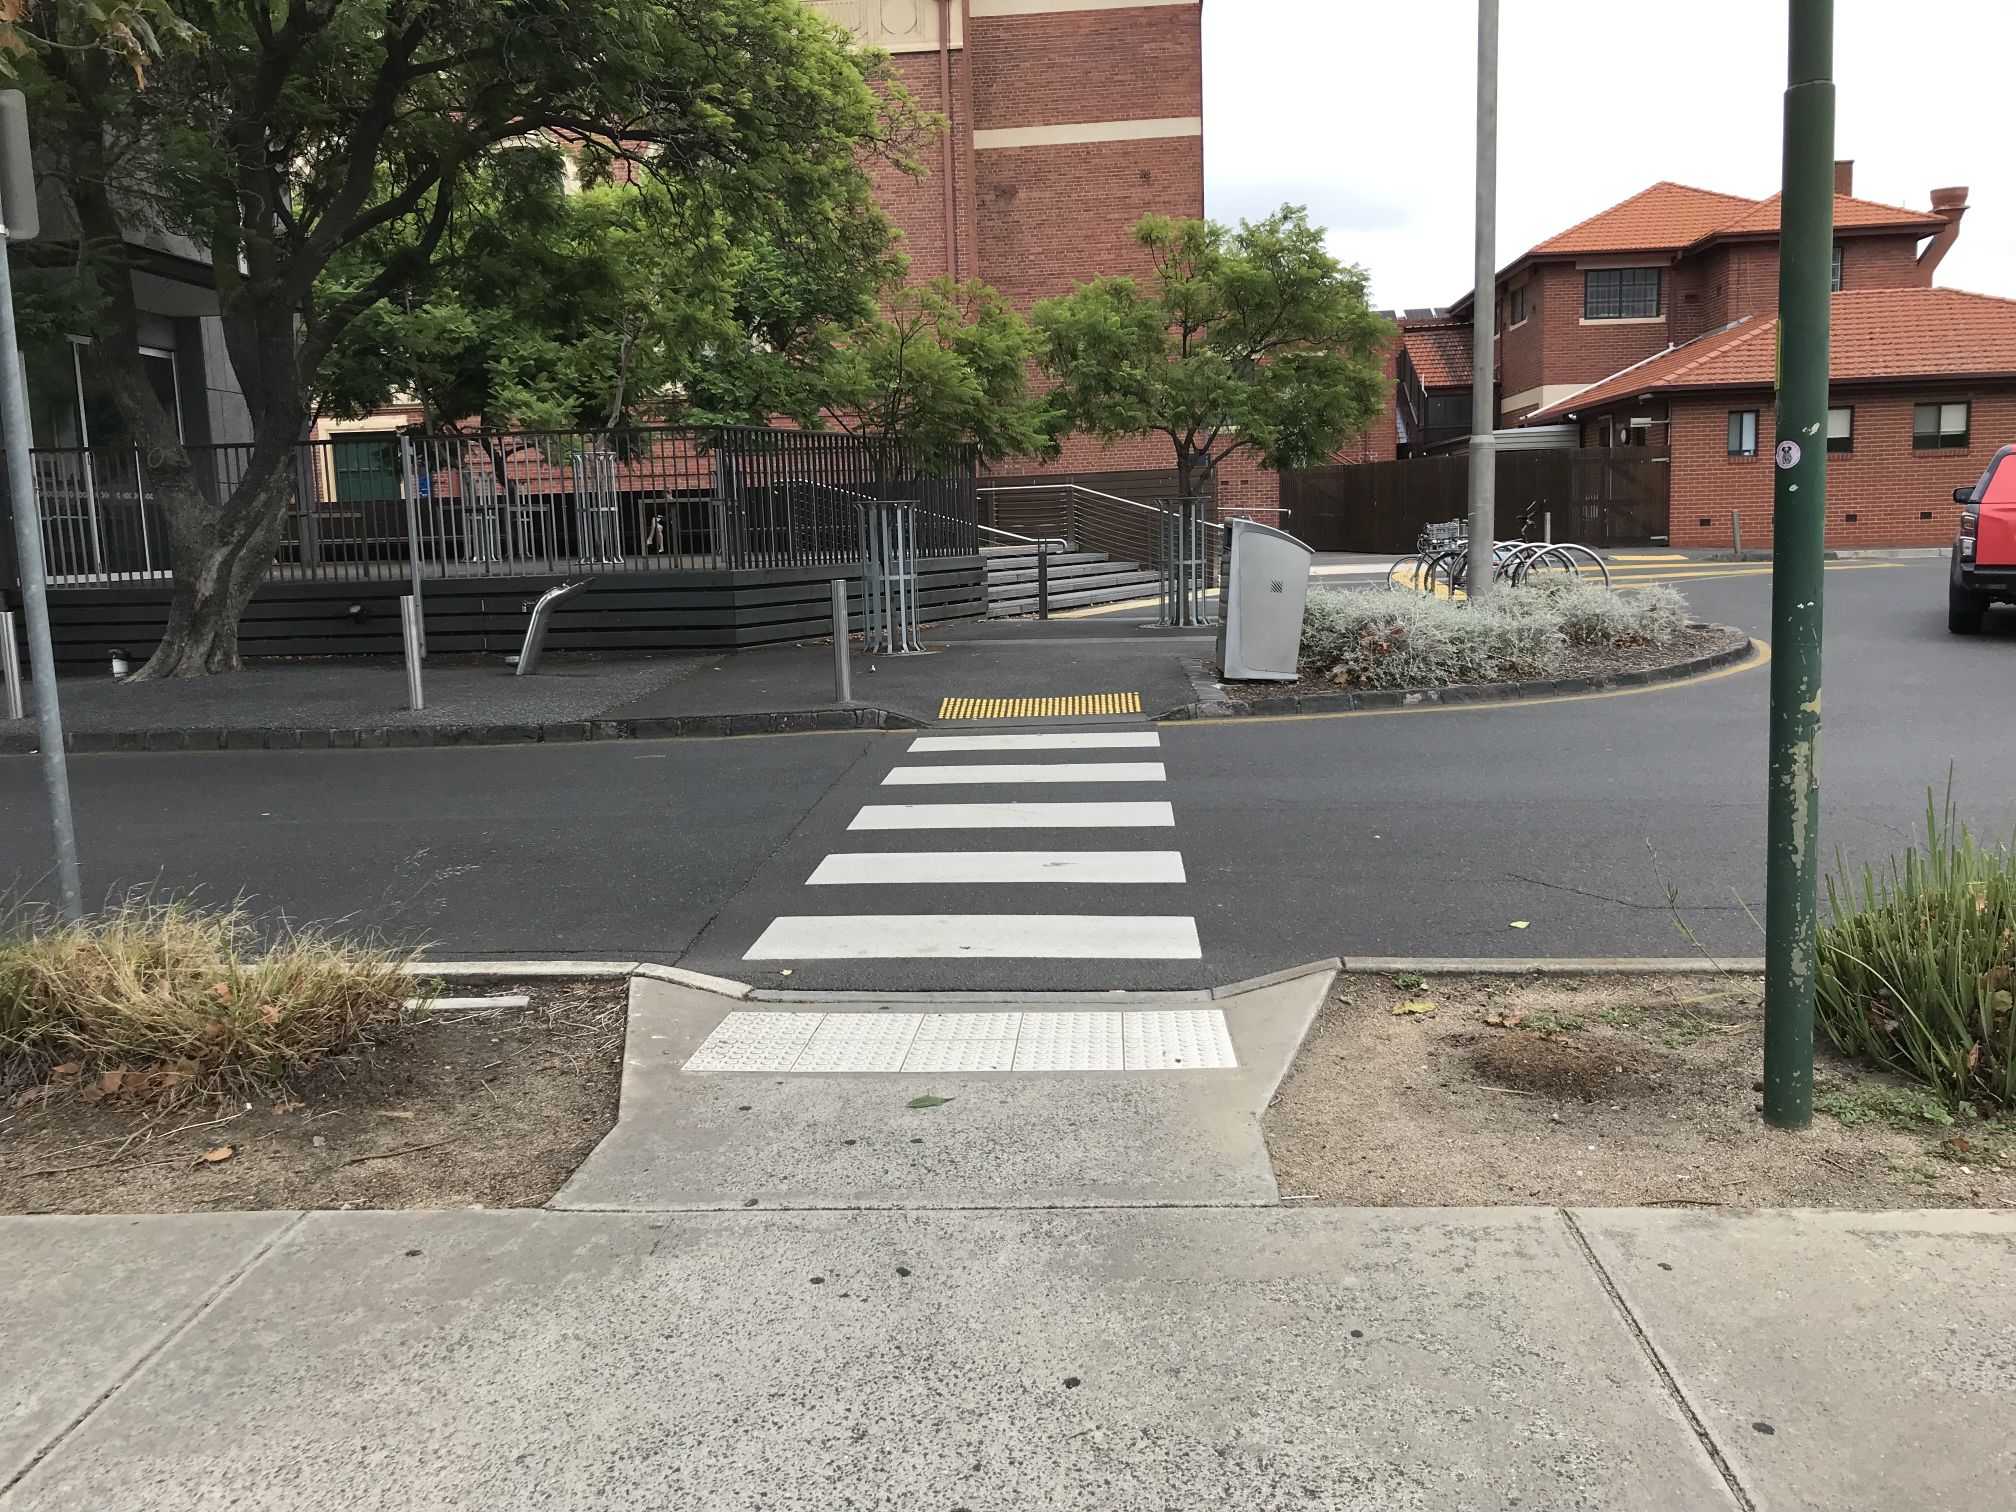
xmin=899 ymin=1012 xmax=1024 ymax=1073
xmin=1123 ymin=1009 xmax=1239 ymax=1070
xmin=790 ymin=1013 xmax=925 ymax=1073
xmin=1011 ymin=1012 xmax=1128 ymax=1071
xmin=681 ymin=1012 xmax=823 ymax=1073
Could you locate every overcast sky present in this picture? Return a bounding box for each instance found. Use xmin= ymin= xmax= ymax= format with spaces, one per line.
xmin=1203 ymin=0 xmax=2014 ymax=312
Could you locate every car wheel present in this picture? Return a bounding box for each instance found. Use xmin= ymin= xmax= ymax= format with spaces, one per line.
xmin=1948 ymin=585 xmax=1987 ymax=635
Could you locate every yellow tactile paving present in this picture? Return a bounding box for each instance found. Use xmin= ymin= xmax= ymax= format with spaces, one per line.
xmin=938 ymin=693 xmax=1142 ymax=720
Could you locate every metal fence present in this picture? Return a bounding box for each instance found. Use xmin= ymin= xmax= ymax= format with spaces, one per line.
xmin=18 ymin=425 xmax=979 ymax=588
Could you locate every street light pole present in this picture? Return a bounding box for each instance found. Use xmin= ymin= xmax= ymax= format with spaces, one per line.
xmin=1466 ymin=0 xmax=1499 ymax=600
xmin=0 ymin=92 xmax=83 ymax=923
xmin=1762 ymin=0 xmax=1835 ymax=1129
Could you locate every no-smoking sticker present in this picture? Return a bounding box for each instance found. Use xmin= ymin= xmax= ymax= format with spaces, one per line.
xmin=1775 ymin=440 xmax=1802 ymax=469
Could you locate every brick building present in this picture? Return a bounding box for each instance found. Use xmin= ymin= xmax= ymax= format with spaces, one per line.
xmin=1525 ymin=288 xmax=2016 ymax=549
xmin=811 ymin=1 xmax=1236 ymax=498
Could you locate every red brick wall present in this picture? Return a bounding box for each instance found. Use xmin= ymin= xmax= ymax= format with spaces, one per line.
xmin=1499 ymin=274 xmax=1546 ymax=409
xmin=1660 ymin=386 xmax=2016 ymax=548
xmin=968 ymin=7 xmax=1201 ymax=132
xmin=871 ymin=49 xmax=977 ymax=281
xmin=1500 ymin=263 xmax=1673 ymax=423
xmin=1841 ymin=234 xmax=1924 ymax=290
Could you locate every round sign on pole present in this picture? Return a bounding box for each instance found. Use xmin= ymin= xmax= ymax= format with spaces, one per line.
xmin=1775 ymin=439 xmax=1802 ymax=469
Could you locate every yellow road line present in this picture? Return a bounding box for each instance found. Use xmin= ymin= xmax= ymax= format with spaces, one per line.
xmin=938 ymin=692 xmax=1142 ymax=720
xmin=1162 ymin=639 xmax=1771 ymax=728
xmin=1053 ymin=596 xmax=1166 ymax=619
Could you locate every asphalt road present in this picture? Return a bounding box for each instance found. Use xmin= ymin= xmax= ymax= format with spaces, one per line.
xmin=4 ymin=556 xmax=2011 ymax=991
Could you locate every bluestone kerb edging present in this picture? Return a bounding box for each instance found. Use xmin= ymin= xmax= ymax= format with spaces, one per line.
xmin=0 ymin=704 xmax=926 ymax=756
xmin=1157 ymin=626 xmax=1755 ymax=721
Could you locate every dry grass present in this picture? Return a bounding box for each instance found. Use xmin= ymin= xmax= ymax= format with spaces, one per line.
xmin=1 ymin=899 xmax=416 ymax=1106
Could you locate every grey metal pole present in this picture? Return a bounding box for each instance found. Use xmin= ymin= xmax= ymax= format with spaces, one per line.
xmin=400 ymin=594 xmax=425 ymax=711
xmin=400 ymin=434 xmax=426 ymax=656
xmin=829 ymin=578 xmax=852 ymax=702
xmin=1036 ymin=543 xmax=1049 ymax=620
xmin=1 ymin=607 xmax=22 ymax=718
xmin=1732 ymin=508 xmax=1744 ymax=560
xmin=0 ymin=229 xmax=83 ymax=921
xmin=1466 ymin=0 xmax=1500 ymax=601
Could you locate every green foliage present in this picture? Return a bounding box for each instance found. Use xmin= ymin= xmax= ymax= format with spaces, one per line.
xmin=819 ymin=278 xmax=1056 ymax=483
xmin=0 ymin=0 xmax=198 ymax=84
xmin=1813 ymin=1082 xmax=1966 ymax=1131
xmin=1391 ymin=972 xmax=1426 ymax=991
xmin=1815 ymin=788 xmax=2016 ymax=1109
xmin=321 ymin=145 xmax=898 ymax=431
xmin=1034 ymin=206 xmax=1390 ymax=493
xmin=1298 ymin=581 xmax=1695 ymax=689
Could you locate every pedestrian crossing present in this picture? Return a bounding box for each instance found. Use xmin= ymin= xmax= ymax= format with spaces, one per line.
xmin=743 ymin=722 xmax=1204 ymax=966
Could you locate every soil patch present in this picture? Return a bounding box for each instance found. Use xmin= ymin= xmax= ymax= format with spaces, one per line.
xmin=0 ymin=979 xmax=625 ymax=1214
xmin=1219 ymin=625 xmax=1747 ymax=702
xmin=1265 ymin=973 xmax=2016 ymax=1209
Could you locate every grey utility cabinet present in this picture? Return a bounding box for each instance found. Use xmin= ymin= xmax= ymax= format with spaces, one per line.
xmin=1216 ymin=518 xmax=1314 ymax=682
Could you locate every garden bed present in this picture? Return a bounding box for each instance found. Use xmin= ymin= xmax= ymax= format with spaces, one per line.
xmin=1264 ymin=972 xmax=2016 ymax=1209
xmin=1220 ymin=623 xmax=1749 ymax=702
xmin=0 ymin=979 xmax=625 ymax=1215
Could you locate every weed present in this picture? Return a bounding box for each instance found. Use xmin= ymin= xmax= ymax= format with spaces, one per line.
xmin=1889 ymin=1160 xmax=1938 ymax=1188
xmin=1814 ymin=1082 xmax=1964 ymax=1131
xmin=1522 ymin=1012 xmax=1584 ymax=1034
xmin=1816 ymin=781 xmax=2016 ymax=1110
xmin=1392 ymin=972 xmax=1426 ymax=991
xmin=1598 ymin=1006 xmax=1644 ymax=1029
xmin=1 ymin=897 xmax=415 ymax=1105
xmin=1661 ymin=1015 xmax=1718 ymax=1050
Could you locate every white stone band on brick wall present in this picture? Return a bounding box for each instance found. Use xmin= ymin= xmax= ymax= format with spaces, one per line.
xmin=973 ymin=115 xmax=1204 ymax=150
xmin=972 ymin=0 xmax=1197 ymax=16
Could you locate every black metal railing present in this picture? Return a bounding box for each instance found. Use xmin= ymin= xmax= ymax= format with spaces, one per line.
xmin=19 ymin=425 xmax=979 ymax=588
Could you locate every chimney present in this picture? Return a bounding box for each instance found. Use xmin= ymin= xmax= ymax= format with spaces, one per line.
xmin=1834 ymin=160 xmax=1854 ymax=196
xmin=1918 ymin=186 xmax=1970 ymax=283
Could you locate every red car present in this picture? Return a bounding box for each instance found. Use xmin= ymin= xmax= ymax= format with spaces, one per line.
xmin=1951 ymin=443 xmax=2016 ymax=634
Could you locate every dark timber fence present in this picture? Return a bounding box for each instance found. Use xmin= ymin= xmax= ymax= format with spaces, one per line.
xmin=1281 ymin=448 xmax=1671 ymax=554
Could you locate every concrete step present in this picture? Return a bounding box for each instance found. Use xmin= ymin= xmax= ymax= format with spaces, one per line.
xmin=988 ymin=561 xmax=1159 ymax=588
xmin=990 ymin=579 xmax=1164 ymax=615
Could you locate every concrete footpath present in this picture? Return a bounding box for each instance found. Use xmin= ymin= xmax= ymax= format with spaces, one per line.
xmin=4 ymin=1205 xmax=2011 ymax=1510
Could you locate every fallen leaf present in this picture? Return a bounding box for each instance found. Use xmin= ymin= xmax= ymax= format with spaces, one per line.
xmin=211 ymin=983 xmax=232 ymax=1003
xmin=51 ymin=1061 xmax=81 ymax=1078
xmin=99 ymin=1070 xmax=125 ymax=1096
xmin=271 ymin=1099 xmax=306 ymax=1115
xmin=1509 ymin=921 xmax=1531 ymax=930
xmin=199 ymin=1146 xmax=235 ymax=1164
xmin=373 ymin=1110 xmax=416 ymax=1120
xmin=1944 ymin=1135 xmax=1976 ymax=1156
xmin=906 ymin=1095 xmax=953 ymax=1109
xmin=1484 ymin=1010 xmax=1527 ymax=1029
xmin=202 ymin=1020 xmax=227 ymax=1041
xmin=257 ymin=1003 xmax=282 ymax=1028
xmin=78 ymin=1083 xmax=106 ymax=1104
xmin=1392 ymin=1000 xmax=1437 ymax=1017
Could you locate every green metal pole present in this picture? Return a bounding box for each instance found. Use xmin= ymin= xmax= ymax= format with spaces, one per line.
xmin=1763 ymin=0 xmax=1835 ymax=1130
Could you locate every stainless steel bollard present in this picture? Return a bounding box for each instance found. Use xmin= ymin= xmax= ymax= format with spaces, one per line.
xmin=400 ymin=594 xmax=425 ymax=711
xmin=1 ymin=608 xmax=22 ymax=720
xmin=830 ymin=579 xmax=852 ymax=703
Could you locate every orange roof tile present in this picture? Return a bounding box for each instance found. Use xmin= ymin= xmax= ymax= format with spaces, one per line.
xmin=1530 ymin=182 xmax=1761 ymax=256
xmin=1401 ymin=322 xmax=1473 ymax=390
xmin=1526 ymin=289 xmax=2016 ymax=421
xmin=1706 ymin=191 xmax=1946 ymax=240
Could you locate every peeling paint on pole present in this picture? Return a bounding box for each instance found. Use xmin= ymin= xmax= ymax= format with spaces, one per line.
xmin=1762 ymin=0 xmax=1834 ymax=1130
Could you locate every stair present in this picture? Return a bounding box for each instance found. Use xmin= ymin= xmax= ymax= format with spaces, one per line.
xmin=983 ymin=545 xmax=1162 ymax=617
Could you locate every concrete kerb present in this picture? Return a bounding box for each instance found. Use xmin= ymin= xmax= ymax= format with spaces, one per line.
xmin=1343 ymin=956 xmax=1766 ymax=975
xmin=0 ymin=705 xmax=925 ymax=757
xmin=1157 ymin=627 xmax=1757 ymax=721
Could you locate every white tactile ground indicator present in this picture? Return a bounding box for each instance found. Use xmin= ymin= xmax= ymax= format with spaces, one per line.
xmin=682 ymin=1009 xmax=1239 ymax=1074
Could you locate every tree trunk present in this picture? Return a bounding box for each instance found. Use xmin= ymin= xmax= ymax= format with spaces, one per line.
xmin=128 ymin=455 xmax=297 ymax=680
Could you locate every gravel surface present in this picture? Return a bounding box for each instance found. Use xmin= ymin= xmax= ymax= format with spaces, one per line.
xmin=1265 ymin=972 xmax=2016 ymax=1210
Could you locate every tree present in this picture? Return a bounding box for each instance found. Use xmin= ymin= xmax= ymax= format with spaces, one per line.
xmin=1033 ymin=207 xmax=1391 ymax=500
xmin=319 ymin=145 xmax=900 ymax=433
xmin=13 ymin=0 xmax=916 ymax=677
xmin=817 ymin=277 xmax=1056 ymax=493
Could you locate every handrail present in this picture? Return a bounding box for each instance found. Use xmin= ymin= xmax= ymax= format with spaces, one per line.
xmin=976 ymin=523 xmax=1068 ymax=548
xmin=976 ymin=482 xmax=1168 ymax=517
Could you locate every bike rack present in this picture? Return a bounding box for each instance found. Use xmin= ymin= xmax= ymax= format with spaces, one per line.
xmin=513 ymin=578 xmax=594 ymax=676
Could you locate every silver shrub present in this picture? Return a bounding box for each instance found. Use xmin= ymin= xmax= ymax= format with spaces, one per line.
xmin=1298 ymin=580 xmax=1693 ymax=689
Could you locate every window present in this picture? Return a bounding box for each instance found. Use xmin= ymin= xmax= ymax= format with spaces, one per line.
xmin=1425 ymin=392 xmax=1472 ymax=430
xmin=1584 ymin=267 xmax=1662 ymax=320
xmin=1913 ymin=401 xmax=1970 ymax=451
xmin=1509 ymin=285 xmax=1527 ymax=325
xmin=1827 ymin=406 xmax=1854 ymax=453
xmin=1728 ymin=410 xmax=1760 ymax=457
xmin=1831 ymin=244 xmax=1844 ymax=292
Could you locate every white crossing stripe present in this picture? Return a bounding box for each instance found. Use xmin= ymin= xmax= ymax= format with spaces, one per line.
xmin=850 ymin=801 xmax=1175 ymax=830
xmin=883 ymin=762 xmax=1166 ymax=786
xmin=743 ymin=914 xmax=1202 ymax=960
xmin=909 ymin=732 xmax=1162 ymax=753
xmin=807 ymin=851 xmax=1187 ymax=885
xmin=682 ymin=1008 xmax=1238 ymax=1073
